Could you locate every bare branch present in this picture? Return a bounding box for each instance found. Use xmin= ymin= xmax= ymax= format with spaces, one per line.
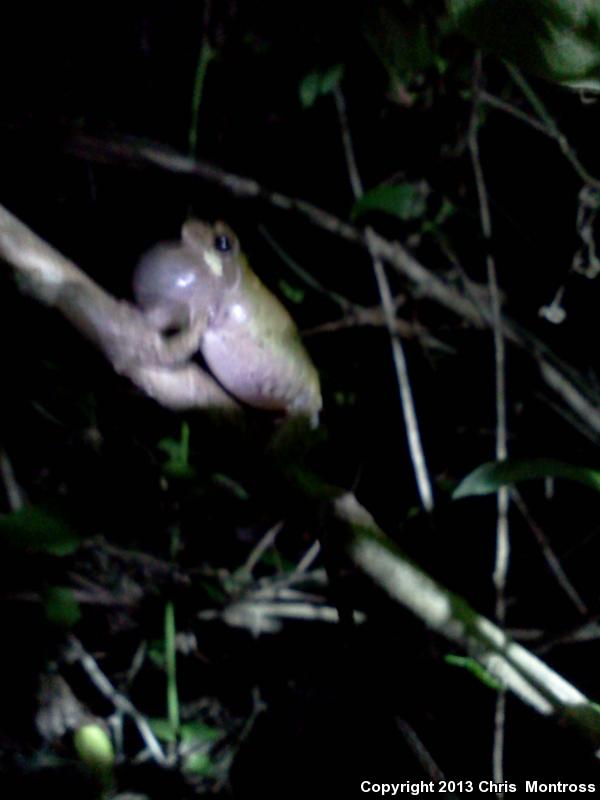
xmin=65 ymin=135 xmax=600 ymax=441
xmin=334 ymin=492 xmax=600 ymax=750
xmin=0 ymin=203 xmax=237 ymax=412
xmin=333 ymin=86 xmax=434 ymax=513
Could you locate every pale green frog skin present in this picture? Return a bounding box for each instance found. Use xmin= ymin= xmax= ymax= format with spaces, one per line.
xmin=133 ymin=220 xmax=322 ymax=419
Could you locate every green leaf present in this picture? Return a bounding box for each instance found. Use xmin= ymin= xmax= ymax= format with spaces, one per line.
xmin=352 ymin=182 xmax=428 ymax=222
xmin=149 ymin=717 xmax=177 ymax=743
xmin=184 ymin=751 xmax=213 ymax=776
xmin=453 ymin=458 xmax=600 ymax=499
xmin=299 ymin=71 xmax=321 ymax=109
xmin=278 ymin=279 xmax=305 ymax=305
xmin=333 ymin=390 xmax=357 ymax=408
xmin=159 ymin=421 xmax=196 ymax=478
xmin=299 ymin=64 xmax=344 ymax=108
xmin=44 ymin=586 xmax=81 ymax=627
xmin=445 ymin=654 xmax=504 ymax=691
xmin=211 ymin=473 xmax=250 ymax=501
xmin=434 ymin=197 xmax=457 ymax=225
xmin=260 ymin=550 xmax=296 ymax=572
xmin=181 ymin=721 xmax=221 ymax=744
xmin=363 ymin=4 xmax=440 ymax=85
xmin=449 ymin=0 xmax=600 ymax=91
xmin=148 ymin=641 xmax=166 ymax=669
xmin=198 ymin=579 xmax=228 ymax=604
xmin=0 ymin=507 xmax=80 ymax=556
xmin=319 ymin=63 xmax=344 ymax=94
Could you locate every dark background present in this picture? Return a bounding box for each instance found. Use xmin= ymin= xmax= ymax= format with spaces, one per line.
xmin=1 ymin=2 xmax=600 ymax=796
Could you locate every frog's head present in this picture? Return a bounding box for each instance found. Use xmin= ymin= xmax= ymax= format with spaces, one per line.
xmin=181 ymin=219 xmax=241 ymax=290
xmin=133 ymin=219 xmax=242 ymax=331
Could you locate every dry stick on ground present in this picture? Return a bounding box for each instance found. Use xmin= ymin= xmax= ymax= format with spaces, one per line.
xmin=65 ymin=635 xmax=168 ymax=766
xmin=469 ymin=56 xmax=510 ymax=785
xmin=66 ymin=135 xmax=600 ymax=442
xmin=333 ymin=85 xmax=434 ymax=513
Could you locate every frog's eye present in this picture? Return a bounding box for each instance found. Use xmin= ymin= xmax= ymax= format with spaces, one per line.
xmin=214 ymin=234 xmax=232 ymax=253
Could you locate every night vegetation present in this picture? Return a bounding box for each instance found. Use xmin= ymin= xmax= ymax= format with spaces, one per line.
xmin=1 ymin=2 xmax=600 ymax=796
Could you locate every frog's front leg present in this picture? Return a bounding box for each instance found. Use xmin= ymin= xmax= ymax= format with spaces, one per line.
xmin=145 ymin=310 xmax=208 ymax=367
xmin=55 ymin=281 xmax=203 ymax=370
xmin=55 ymin=281 xmax=237 ymax=410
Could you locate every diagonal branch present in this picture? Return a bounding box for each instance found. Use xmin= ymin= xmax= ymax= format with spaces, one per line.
xmin=334 ymin=492 xmax=600 ymax=752
xmin=333 ymin=85 xmax=433 ymax=512
xmin=0 ymin=203 xmax=238 ymax=412
xmin=66 ymin=135 xmax=600 ymax=441
xmin=469 ymin=53 xmax=510 ymax=784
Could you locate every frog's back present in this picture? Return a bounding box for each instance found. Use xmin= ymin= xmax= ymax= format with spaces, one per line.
xmin=203 ymin=260 xmax=321 ymax=417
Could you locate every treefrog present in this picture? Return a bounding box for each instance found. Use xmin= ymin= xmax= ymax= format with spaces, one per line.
xmin=133 ymin=220 xmax=322 ymax=421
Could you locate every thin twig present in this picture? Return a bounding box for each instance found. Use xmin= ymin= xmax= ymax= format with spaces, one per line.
xmin=260 ymin=226 xmax=452 ymax=347
xmin=212 ymin=686 xmax=266 ymax=793
xmin=293 ymin=540 xmax=322 ymax=575
xmin=511 ymin=489 xmax=587 ymax=615
xmin=65 ymin=635 xmax=168 ymax=766
xmin=304 ymin=310 xmax=453 ymax=353
xmin=333 ymin=86 xmax=434 ymax=512
xmin=188 ymin=1 xmax=214 ymax=156
xmin=0 ymin=448 xmax=26 ymax=511
xmin=65 ymin=134 xmax=600 ymax=441
xmin=469 ymin=54 xmax=509 ymax=788
xmin=493 ymin=690 xmax=507 ymax=797
xmin=259 ymin=225 xmax=355 ymax=310
xmin=469 ymin=61 xmax=510 ymax=619
xmin=478 ymin=90 xmax=554 ymax=138
xmin=242 ymin=521 xmax=284 ymax=575
xmin=395 ymin=719 xmax=447 ymax=783
xmin=506 ymin=63 xmax=600 ymax=190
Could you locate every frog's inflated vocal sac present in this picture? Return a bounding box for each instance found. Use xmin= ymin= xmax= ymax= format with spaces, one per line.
xmin=133 ymin=220 xmax=322 ymax=420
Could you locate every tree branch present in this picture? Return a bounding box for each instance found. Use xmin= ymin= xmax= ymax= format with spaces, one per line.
xmin=65 ymin=135 xmax=600 ymax=441
xmin=0 ymin=203 xmax=238 ymax=412
xmin=334 ymin=492 xmax=600 ymax=751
